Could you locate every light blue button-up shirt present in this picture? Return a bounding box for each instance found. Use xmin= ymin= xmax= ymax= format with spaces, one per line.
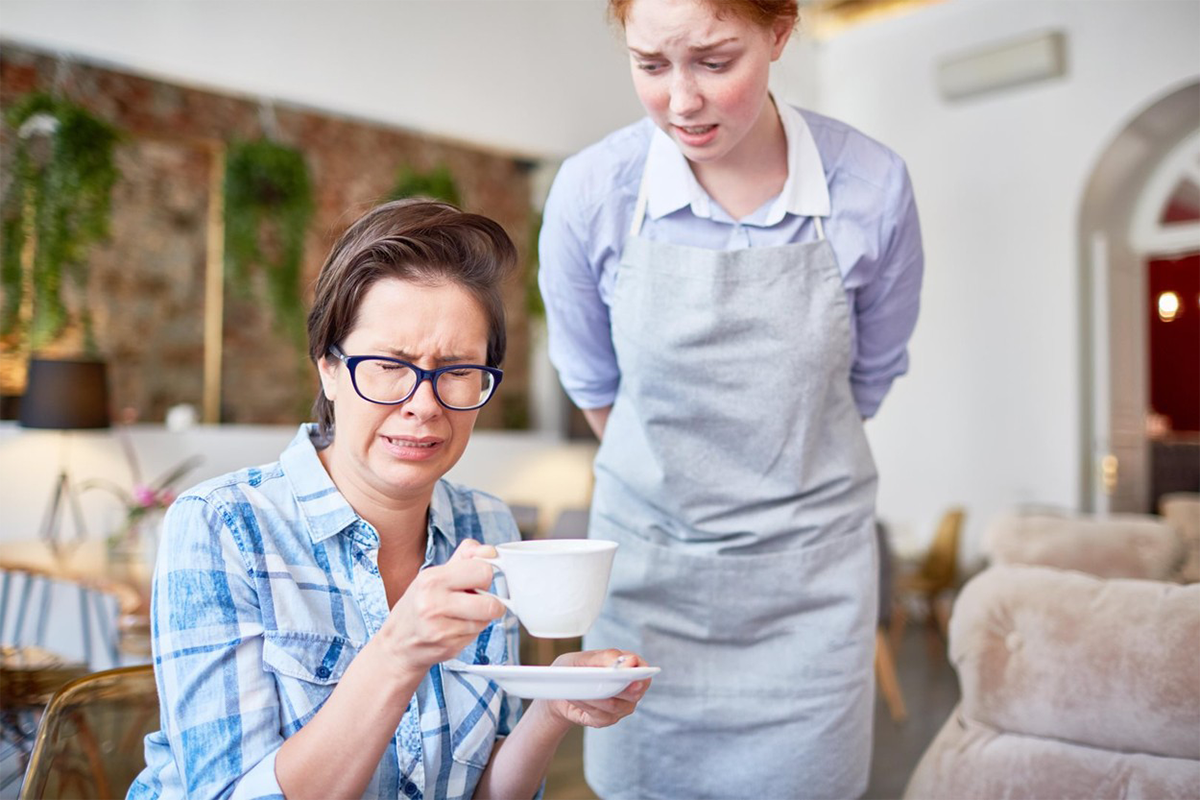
xmin=538 ymin=102 xmax=923 ymax=418
xmin=128 ymin=425 xmax=524 ymax=800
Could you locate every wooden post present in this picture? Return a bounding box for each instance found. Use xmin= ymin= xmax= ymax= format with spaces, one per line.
xmin=203 ymin=144 xmax=226 ymax=424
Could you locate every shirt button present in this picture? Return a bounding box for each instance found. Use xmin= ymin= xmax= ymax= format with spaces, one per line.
xmin=315 ymin=665 xmax=331 ymax=679
xmin=477 ymin=655 xmax=489 ymax=665
xmin=403 ymin=781 xmax=419 ymax=797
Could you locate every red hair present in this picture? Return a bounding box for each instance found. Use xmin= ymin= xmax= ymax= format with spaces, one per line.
xmin=608 ymin=0 xmax=799 ymax=30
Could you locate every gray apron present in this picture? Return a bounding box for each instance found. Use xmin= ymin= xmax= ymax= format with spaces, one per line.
xmin=583 ymin=160 xmax=879 ymax=800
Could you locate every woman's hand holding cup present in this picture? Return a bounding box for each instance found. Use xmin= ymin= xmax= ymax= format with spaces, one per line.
xmin=541 ymin=649 xmax=653 ymax=728
xmin=376 ymin=539 xmax=506 ymax=680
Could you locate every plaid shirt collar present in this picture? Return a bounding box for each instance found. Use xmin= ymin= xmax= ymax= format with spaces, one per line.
xmin=279 ymin=423 xmax=457 ymax=554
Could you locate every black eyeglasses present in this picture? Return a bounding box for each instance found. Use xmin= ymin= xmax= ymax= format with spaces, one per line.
xmin=328 ymin=346 xmax=503 ymax=411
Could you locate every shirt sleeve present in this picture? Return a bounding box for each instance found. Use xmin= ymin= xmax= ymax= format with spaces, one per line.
xmin=150 ymin=495 xmax=287 ymax=800
xmin=538 ymin=161 xmax=622 ymax=410
xmin=850 ymin=157 xmax=924 ymax=418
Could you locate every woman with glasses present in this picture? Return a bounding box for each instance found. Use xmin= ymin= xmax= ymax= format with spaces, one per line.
xmin=538 ymin=0 xmax=924 ymax=798
xmin=130 ymin=200 xmax=650 ymax=800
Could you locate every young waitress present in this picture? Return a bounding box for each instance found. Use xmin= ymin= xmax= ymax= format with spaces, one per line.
xmin=538 ymin=1 xmax=924 ymax=797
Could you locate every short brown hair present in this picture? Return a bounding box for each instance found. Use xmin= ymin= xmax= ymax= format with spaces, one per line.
xmin=306 ymin=199 xmax=517 ymax=439
xmin=608 ymin=0 xmax=799 ymax=30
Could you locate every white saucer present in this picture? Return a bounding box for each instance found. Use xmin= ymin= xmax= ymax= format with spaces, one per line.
xmin=447 ymin=664 xmax=660 ymax=700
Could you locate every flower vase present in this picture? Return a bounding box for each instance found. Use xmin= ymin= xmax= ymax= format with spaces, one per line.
xmin=106 ymin=509 xmax=164 ymax=579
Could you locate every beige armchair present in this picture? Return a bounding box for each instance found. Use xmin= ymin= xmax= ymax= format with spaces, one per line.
xmin=981 ymin=511 xmax=1183 ymax=580
xmin=905 ymin=565 xmax=1200 ymax=800
xmin=1159 ymin=492 xmax=1200 ymax=583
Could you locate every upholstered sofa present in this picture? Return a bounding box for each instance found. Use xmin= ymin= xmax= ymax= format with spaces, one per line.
xmin=981 ymin=511 xmax=1188 ymax=581
xmin=1160 ymin=492 xmax=1200 ymax=583
xmin=904 ymin=565 xmax=1200 ymax=799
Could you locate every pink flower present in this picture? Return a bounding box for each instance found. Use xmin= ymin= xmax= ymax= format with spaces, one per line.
xmin=132 ymin=485 xmax=157 ymax=507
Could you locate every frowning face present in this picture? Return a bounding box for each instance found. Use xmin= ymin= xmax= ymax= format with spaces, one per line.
xmin=624 ymin=0 xmax=791 ymax=166
xmin=317 ymin=277 xmax=489 ymax=507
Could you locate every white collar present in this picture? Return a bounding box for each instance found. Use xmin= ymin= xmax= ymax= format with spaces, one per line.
xmin=643 ymin=98 xmax=831 ymax=224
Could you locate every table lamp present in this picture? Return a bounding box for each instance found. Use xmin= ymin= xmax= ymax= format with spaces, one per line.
xmin=18 ymin=358 xmax=111 ymax=556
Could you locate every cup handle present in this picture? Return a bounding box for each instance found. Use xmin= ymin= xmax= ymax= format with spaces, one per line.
xmin=474 ymin=557 xmax=515 ymax=613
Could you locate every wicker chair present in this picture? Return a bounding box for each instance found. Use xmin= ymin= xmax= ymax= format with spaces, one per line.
xmin=890 ymin=507 xmax=966 ymax=653
xmin=0 ymin=562 xmax=140 ymax=792
xmin=19 ymin=664 xmax=159 ymax=800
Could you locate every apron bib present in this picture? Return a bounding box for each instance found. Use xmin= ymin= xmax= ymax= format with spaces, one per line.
xmin=583 ymin=162 xmax=879 ymax=800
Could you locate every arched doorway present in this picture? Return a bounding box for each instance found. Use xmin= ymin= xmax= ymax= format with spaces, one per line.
xmin=1080 ymin=81 xmax=1200 ymax=513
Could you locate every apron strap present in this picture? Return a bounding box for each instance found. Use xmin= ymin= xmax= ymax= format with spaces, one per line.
xmin=814 ymin=216 xmax=826 ymax=241
xmin=630 ymin=161 xmax=652 ymax=237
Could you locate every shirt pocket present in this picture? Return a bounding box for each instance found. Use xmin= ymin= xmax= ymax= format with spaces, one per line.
xmin=440 ymin=621 xmax=511 ymax=769
xmin=262 ymin=631 xmax=360 ymax=730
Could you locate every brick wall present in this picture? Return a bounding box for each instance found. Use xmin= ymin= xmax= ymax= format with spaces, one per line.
xmin=0 ymin=43 xmax=534 ymax=428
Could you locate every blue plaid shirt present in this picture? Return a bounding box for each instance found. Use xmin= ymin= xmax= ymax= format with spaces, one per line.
xmin=129 ymin=425 xmax=525 ymax=800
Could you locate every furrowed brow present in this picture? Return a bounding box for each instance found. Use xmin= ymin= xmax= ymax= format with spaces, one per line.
xmin=380 ymin=347 xmax=473 ymax=365
xmin=689 ymin=37 xmax=737 ymax=53
xmin=629 ymin=37 xmax=738 ymax=58
xmin=628 ymin=46 xmax=662 ymax=59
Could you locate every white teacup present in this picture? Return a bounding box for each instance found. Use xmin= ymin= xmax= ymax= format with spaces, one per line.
xmin=479 ymin=539 xmax=618 ymax=638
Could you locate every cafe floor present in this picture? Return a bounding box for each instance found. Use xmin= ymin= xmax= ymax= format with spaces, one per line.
xmin=541 ymin=624 xmax=961 ymax=800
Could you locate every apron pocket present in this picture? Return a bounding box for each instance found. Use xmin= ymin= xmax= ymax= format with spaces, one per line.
xmin=602 ymin=525 xmax=877 ymax=697
xmin=600 ymin=679 xmax=874 ymax=800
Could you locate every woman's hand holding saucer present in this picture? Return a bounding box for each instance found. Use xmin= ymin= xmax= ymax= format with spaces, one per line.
xmin=543 ymin=649 xmax=652 ymax=728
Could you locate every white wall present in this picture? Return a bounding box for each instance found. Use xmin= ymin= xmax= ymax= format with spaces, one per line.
xmin=3 ymin=0 xmax=1197 ymax=567
xmin=791 ymin=0 xmax=1200 ymax=563
xmin=0 ymin=421 xmax=596 ymax=669
xmin=0 ymin=0 xmax=645 ymax=160
xmin=0 ymin=422 xmax=597 ymax=548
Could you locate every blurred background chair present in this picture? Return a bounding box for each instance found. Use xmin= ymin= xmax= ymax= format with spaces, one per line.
xmin=508 ymin=503 xmax=540 ymax=540
xmin=0 ymin=562 xmax=139 ymax=792
xmin=1159 ymin=492 xmax=1200 ymax=583
xmin=18 ymin=664 xmax=159 ymax=800
xmin=547 ymin=507 xmax=589 ymax=540
xmin=982 ymin=510 xmax=1182 ymax=580
xmin=890 ymin=507 xmax=965 ymax=654
xmin=907 ymin=512 xmax=1200 ymax=798
xmin=875 ymin=521 xmax=907 ymax=724
xmin=904 ymin=565 xmax=1200 ymax=799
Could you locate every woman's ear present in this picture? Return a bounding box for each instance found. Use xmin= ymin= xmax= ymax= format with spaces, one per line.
xmin=317 ymin=355 xmax=339 ymax=402
xmin=769 ymin=16 xmax=795 ymax=60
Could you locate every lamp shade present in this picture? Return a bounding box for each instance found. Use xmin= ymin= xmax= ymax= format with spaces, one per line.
xmin=18 ymin=358 xmax=111 ymax=429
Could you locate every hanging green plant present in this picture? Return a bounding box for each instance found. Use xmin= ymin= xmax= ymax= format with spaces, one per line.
xmin=223 ymin=139 xmax=314 ymax=351
xmin=1 ymin=92 xmax=120 ymax=353
xmin=526 ymin=209 xmax=545 ymax=321
xmin=389 ymin=164 xmax=461 ymax=206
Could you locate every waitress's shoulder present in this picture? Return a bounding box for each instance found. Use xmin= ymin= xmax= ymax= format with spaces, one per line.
xmin=551 ymin=117 xmax=655 ymax=211
xmin=435 ymin=478 xmax=523 ymax=546
xmin=795 ymin=106 xmax=911 ymax=188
